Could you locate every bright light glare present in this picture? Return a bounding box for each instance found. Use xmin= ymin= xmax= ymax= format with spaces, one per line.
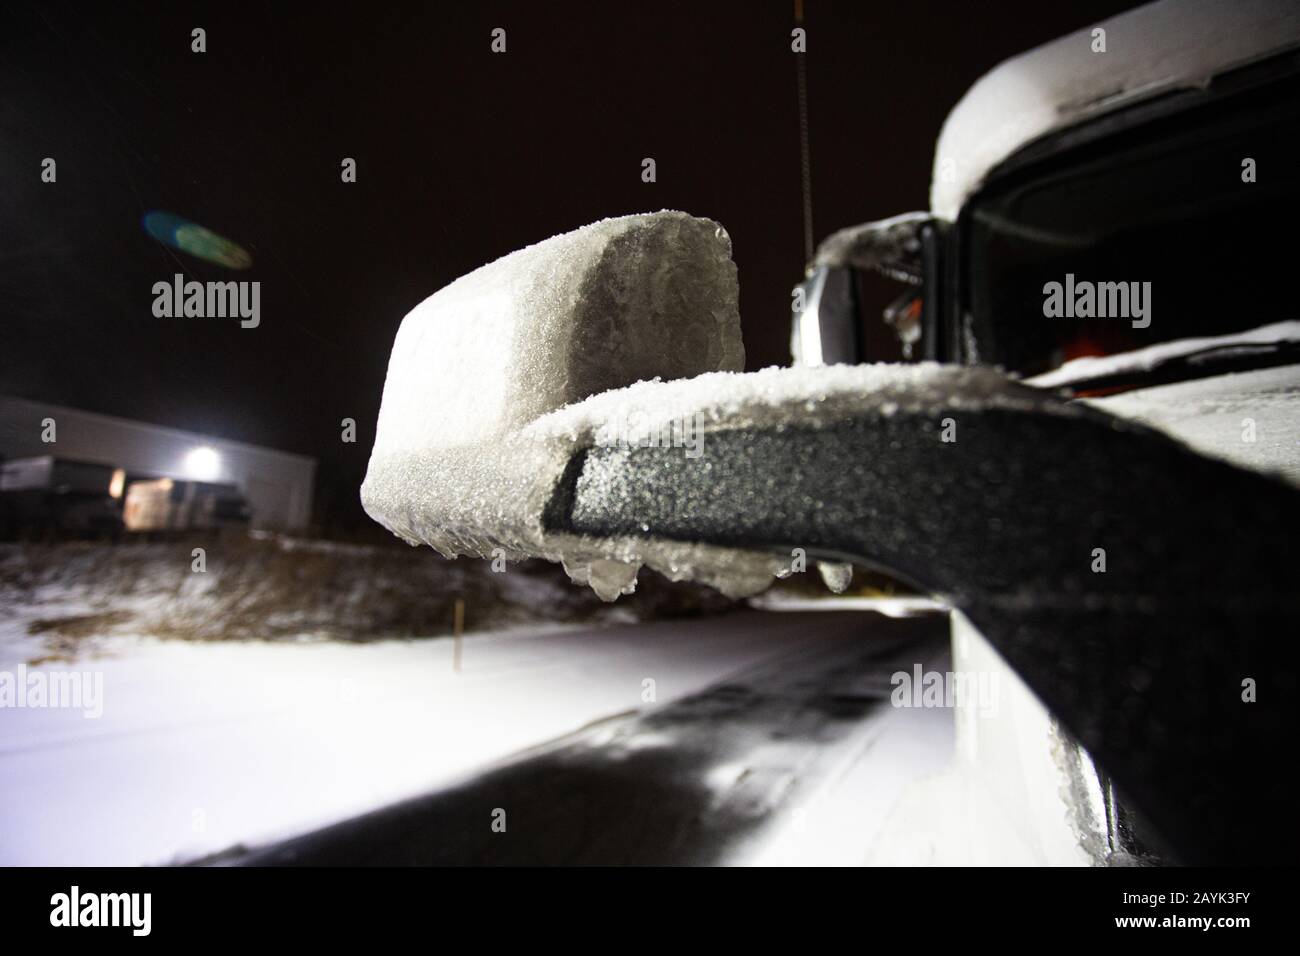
xmin=184 ymin=446 xmax=221 ymax=481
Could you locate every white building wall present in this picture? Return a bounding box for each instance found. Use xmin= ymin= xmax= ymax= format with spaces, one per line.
xmin=0 ymin=396 xmax=316 ymax=529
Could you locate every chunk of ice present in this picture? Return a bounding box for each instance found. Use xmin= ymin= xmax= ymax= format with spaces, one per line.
xmin=362 ymin=211 xmax=751 ymax=595
xmin=817 ymin=562 xmax=854 ymax=594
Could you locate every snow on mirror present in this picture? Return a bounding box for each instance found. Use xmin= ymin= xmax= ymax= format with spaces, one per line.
xmin=361 ymin=211 xmax=1046 ymax=599
xmin=359 ymin=211 xmax=775 ymax=599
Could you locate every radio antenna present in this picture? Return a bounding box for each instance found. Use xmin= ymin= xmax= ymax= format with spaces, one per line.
xmin=795 ymin=0 xmax=815 ymax=264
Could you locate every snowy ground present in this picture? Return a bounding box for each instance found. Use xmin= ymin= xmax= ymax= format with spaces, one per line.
xmin=0 ymin=608 xmax=947 ymax=866
xmin=238 ymin=609 xmax=951 ymax=866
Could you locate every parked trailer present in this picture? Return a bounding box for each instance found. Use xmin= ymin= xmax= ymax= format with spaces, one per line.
xmin=0 ymin=455 xmax=125 ymax=539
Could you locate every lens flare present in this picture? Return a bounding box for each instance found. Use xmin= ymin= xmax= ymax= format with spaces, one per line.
xmin=142 ymin=211 xmax=252 ymax=269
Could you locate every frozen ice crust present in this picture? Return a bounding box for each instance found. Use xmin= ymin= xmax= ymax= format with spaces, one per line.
xmin=362 ymin=211 xmax=752 ymax=596
xmin=362 ymin=212 xmax=1076 ymax=600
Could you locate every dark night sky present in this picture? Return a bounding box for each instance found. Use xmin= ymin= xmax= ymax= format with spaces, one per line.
xmin=1 ymin=0 xmax=1137 ymax=528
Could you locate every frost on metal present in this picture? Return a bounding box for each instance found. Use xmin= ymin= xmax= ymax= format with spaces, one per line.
xmin=527 ymin=359 xmax=1066 ymax=598
xmin=808 ymin=212 xmax=930 ymax=283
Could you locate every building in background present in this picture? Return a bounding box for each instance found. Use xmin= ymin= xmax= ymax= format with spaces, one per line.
xmin=0 ymin=395 xmax=315 ymax=529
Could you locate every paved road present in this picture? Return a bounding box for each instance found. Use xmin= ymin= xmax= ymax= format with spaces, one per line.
xmin=235 ymin=610 xmax=949 ymax=865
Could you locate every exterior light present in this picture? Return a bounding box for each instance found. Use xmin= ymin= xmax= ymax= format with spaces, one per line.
xmin=183 ymin=446 xmax=221 ymax=481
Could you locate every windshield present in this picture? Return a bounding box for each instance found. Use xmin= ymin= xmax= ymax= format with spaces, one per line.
xmin=960 ymin=58 xmax=1300 ymax=379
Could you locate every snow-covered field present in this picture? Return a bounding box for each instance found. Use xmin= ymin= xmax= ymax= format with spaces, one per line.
xmin=1 ymin=608 xmax=871 ymax=866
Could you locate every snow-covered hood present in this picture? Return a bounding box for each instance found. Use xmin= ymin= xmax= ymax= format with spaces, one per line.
xmin=1025 ymin=323 xmax=1300 ymax=486
xmin=1085 ymin=364 xmax=1300 ymax=487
